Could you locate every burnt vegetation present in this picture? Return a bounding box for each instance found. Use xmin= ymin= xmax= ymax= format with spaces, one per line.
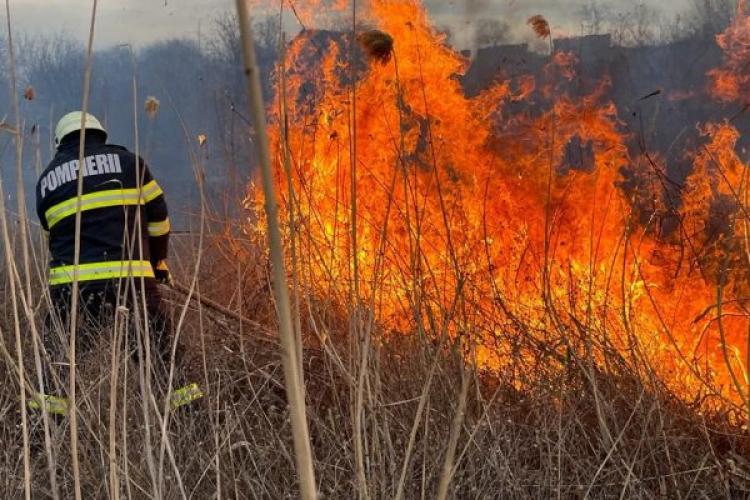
xmin=1 ymin=1 xmax=750 ymax=499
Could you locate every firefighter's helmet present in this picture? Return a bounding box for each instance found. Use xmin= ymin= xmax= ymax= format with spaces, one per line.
xmin=54 ymin=111 xmax=107 ymax=147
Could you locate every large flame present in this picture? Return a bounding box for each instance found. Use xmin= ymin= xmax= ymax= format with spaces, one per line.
xmin=709 ymin=1 xmax=750 ymax=102
xmin=247 ymin=0 xmax=750 ymax=415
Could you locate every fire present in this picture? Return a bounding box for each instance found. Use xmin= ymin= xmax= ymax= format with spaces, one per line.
xmin=709 ymin=0 xmax=750 ymax=102
xmin=246 ymin=0 xmax=750 ymax=415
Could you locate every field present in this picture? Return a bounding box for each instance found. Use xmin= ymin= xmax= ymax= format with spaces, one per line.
xmin=1 ymin=0 xmax=750 ymax=499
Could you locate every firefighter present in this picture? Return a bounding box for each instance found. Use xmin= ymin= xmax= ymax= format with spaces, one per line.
xmin=32 ymin=111 xmax=201 ymax=414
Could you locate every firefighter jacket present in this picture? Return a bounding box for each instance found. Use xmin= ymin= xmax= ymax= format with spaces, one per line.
xmin=36 ymin=133 xmax=170 ymax=287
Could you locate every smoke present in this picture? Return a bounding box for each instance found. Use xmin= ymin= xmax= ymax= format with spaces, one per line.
xmin=424 ymin=0 xmax=503 ymax=52
xmin=14 ymin=1 xmax=727 ymax=53
xmin=464 ymin=0 xmax=492 ymax=17
xmin=426 ymin=0 xmax=734 ymax=52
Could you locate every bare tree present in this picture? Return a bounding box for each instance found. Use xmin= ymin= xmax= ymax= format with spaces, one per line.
xmin=474 ymin=19 xmax=510 ymax=48
xmin=579 ymin=0 xmax=605 ymax=35
xmin=684 ymin=0 xmax=736 ymax=37
xmin=608 ymin=2 xmax=661 ymax=46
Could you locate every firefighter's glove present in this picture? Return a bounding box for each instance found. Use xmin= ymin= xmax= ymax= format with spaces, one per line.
xmin=154 ymin=260 xmax=172 ymax=286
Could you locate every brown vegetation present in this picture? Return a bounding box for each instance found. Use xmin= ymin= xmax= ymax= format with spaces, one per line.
xmin=1 ymin=1 xmax=750 ymax=498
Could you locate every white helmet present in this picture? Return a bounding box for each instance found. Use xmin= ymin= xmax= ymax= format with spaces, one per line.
xmin=54 ymin=111 xmax=107 ymax=147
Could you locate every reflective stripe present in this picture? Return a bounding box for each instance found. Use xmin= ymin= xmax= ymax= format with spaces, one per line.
xmin=148 ymin=218 xmax=171 ymax=237
xmin=28 ymin=393 xmax=68 ymax=415
xmin=44 ymin=180 xmax=163 ymax=229
xmin=171 ymin=383 xmax=205 ymax=410
xmin=142 ymin=180 xmax=163 ymax=203
xmin=45 ymin=189 xmax=140 ymax=229
xmin=49 ymin=260 xmax=154 ymax=286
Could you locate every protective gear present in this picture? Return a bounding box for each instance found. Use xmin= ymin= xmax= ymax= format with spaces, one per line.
xmin=154 ymin=260 xmax=172 ymax=285
xmin=36 ymin=132 xmax=170 ymax=286
xmin=54 ymin=111 xmax=108 ymax=148
xmin=171 ymin=383 xmax=205 ymax=410
xmin=34 ymin=130 xmax=204 ymax=412
xmin=28 ymin=393 xmax=68 ymax=416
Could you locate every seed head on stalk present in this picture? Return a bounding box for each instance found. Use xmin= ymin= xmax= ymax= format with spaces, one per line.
xmin=527 ymin=15 xmax=550 ymax=39
xmin=144 ymin=95 xmax=160 ymax=119
xmin=357 ymin=29 xmax=394 ymax=65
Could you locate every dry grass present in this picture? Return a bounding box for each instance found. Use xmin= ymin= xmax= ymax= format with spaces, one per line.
xmin=0 ymin=227 xmax=746 ymax=498
xmin=0 ymin=5 xmax=748 ymax=500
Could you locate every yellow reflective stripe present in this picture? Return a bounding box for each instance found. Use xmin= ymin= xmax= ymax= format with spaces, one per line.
xmin=148 ymin=218 xmax=170 ymax=237
xmin=49 ymin=260 xmax=155 ymax=286
xmin=44 ymin=181 xmax=163 ymax=230
xmin=142 ymin=180 xmax=163 ymax=203
xmin=28 ymin=393 xmax=68 ymax=415
xmin=171 ymin=383 xmax=205 ymax=410
xmin=45 ymin=188 xmax=142 ymax=229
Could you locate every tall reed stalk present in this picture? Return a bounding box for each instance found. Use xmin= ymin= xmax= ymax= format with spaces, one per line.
xmin=347 ymin=4 xmax=372 ymax=500
xmin=67 ymin=2 xmax=98 ymax=498
xmin=0 ymin=3 xmax=33 ymax=498
xmin=234 ymin=2 xmax=317 ymax=498
xmin=0 ymin=154 xmax=30 ymax=500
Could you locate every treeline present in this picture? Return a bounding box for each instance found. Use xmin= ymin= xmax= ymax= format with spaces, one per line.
xmin=0 ymin=3 xmax=739 ymax=227
xmin=467 ymin=0 xmax=736 ymax=51
xmin=0 ymin=15 xmax=279 ymax=226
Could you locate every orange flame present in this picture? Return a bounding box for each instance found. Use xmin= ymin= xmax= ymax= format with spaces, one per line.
xmin=247 ymin=1 xmax=750 ymax=414
xmin=709 ymin=2 xmax=750 ymax=102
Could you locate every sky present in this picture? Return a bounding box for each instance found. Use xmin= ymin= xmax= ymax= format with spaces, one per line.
xmin=8 ymin=0 xmax=695 ymax=49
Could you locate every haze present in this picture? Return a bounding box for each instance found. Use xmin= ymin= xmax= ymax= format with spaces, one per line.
xmin=9 ymin=0 xmax=694 ymax=48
